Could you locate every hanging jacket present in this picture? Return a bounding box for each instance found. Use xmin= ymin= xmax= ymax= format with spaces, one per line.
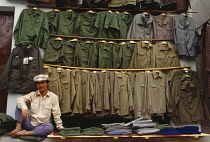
xmin=13 ymin=8 xmax=49 ymax=49
xmin=0 ymin=46 xmax=44 ymax=93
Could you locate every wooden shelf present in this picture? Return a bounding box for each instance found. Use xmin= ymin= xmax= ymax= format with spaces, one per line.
xmin=47 ymin=133 xmax=210 ymax=140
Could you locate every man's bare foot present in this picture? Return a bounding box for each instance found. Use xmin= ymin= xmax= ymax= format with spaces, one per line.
xmin=10 ymin=129 xmax=21 ymax=135
xmin=11 ymin=130 xmax=27 ymax=137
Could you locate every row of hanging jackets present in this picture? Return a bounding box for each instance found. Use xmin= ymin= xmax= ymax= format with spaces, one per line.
xmin=14 ymin=7 xmax=198 ymax=57
xmin=43 ymin=38 xmax=180 ymax=80
xmin=44 ymin=66 xmax=206 ymax=124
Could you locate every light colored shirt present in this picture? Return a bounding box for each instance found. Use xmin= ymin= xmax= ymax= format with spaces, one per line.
xmin=17 ymin=90 xmax=63 ymax=130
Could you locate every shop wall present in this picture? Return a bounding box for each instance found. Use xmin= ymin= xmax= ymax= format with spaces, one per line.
xmin=0 ymin=0 xmax=54 ymax=117
xmin=0 ymin=0 xmax=202 ymax=118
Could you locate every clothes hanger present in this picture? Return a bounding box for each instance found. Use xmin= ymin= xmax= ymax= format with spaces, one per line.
xmin=182 ymin=13 xmax=187 ymax=17
xmin=120 ymin=42 xmax=126 ymax=45
xmin=88 ymin=10 xmax=95 ymax=13
xmin=54 ymin=9 xmax=60 ymax=12
xmin=100 ymin=40 xmax=106 ymax=43
xmin=67 ymin=9 xmax=72 ymax=14
xmin=124 ymin=11 xmax=129 ymax=15
xmin=108 ymin=41 xmax=114 ymax=43
xmin=54 ymin=37 xmax=62 ymax=41
xmin=162 ymin=12 xmax=167 ymax=16
xmin=85 ymin=40 xmax=92 ymax=43
xmin=70 ymin=38 xmax=78 ymax=41
xmin=161 ymin=41 xmax=168 ymax=45
xmin=130 ymin=40 xmax=136 ymax=44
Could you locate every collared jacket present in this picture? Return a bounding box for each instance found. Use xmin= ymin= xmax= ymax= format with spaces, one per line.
xmin=127 ymin=13 xmax=153 ymax=39
xmin=0 ymin=46 xmax=44 ymax=93
xmin=14 ymin=8 xmax=49 ymax=49
xmin=153 ymin=14 xmax=174 ymax=41
xmin=94 ymin=11 xmax=109 ymax=38
xmin=170 ymin=74 xmax=204 ymax=123
xmin=62 ymin=40 xmax=78 ymax=66
xmin=104 ymin=12 xmax=119 ymax=39
xmin=145 ymin=71 xmax=169 ymax=115
xmin=98 ymin=42 xmax=113 ymax=69
xmin=75 ymin=11 xmax=98 ymax=37
xmin=58 ymin=10 xmax=77 ymax=36
xmin=117 ymin=11 xmax=134 ymax=39
xmin=129 ymin=41 xmax=155 ymax=69
xmin=153 ymin=42 xmax=180 ymax=80
xmin=120 ymin=41 xmax=136 ymax=69
xmin=46 ymin=10 xmax=60 ymax=35
xmin=43 ymin=38 xmax=64 ymax=65
xmin=173 ymin=14 xmax=198 ymax=56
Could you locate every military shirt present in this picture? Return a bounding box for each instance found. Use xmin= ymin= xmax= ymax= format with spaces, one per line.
xmin=46 ymin=10 xmax=60 ymax=35
xmin=129 ymin=41 xmax=155 ymax=69
xmin=98 ymin=42 xmax=113 ymax=68
xmin=61 ymin=40 xmax=77 ymax=66
xmin=104 ymin=12 xmax=120 ymax=39
xmin=153 ymin=14 xmax=174 ymax=41
xmin=173 ymin=14 xmax=198 ymax=57
xmin=58 ymin=68 xmax=72 ymax=114
xmin=58 ymin=10 xmax=77 ymax=36
xmin=170 ymin=74 xmax=204 ymax=123
xmin=74 ymin=41 xmax=94 ymax=67
xmin=44 ymin=66 xmax=62 ymax=103
xmin=153 ymin=42 xmax=180 ymax=80
xmin=14 ymin=8 xmax=49 ymax=48
xmin=43 ymin=38 xmax=64 ymax=65
xmin=94 ymin=11 xmax=109 ymax=38
xmin=75 ymin=11 xmax=98 ymax=37
xmin=120 ymin=42 xmax=136 ymax=69
xmin=127 ymin=13 xmax=153 ymax=39
xmin=117 ymin=12 xmax=134 ymax=39
xmin=145 ymin=71 xmax=169 ymax=115
xmin=115 ymin=72 xmax=133 ymax=117
xmin=133 ymin=72 xmax=148 ymax=118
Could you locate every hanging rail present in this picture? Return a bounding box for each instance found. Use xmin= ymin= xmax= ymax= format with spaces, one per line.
xmin=197 ymin=18 xmax=210 ymax=29
xmin=26 ymin=5 xmax=198 ymax=13
xmin=44 ymin=64 xmax=191 ymax=71
xmin=49 ymin=34 xmax=174 ymax=41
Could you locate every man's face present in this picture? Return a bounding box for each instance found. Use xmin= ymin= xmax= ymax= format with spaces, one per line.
xmin=36 ymin=81 xmax=49 ymax=92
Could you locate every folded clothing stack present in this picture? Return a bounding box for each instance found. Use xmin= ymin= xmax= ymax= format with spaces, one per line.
xmin=102 ymin=123 xmax=132 ymax=135
xmin=58 ymin=127 xmax=81 ymax=136
xmin=160 ymin=126 xmax=201 ymax=135
xmin=131 ymin=119 xmax=160 ymax=135
xmin=81 ymin=127 xmax=104 ymax=135
xmin=0 ymin=113 xmax=15 ymax=135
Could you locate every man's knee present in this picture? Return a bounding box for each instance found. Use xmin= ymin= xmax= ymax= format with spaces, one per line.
xmin=34 ymin=123 xmax=54 ymax=137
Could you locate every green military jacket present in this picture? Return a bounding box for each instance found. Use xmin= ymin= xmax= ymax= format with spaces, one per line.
xmin=75 ymin=11 xmax=98 ymax=37
xmin=61 ymin=40 xmax=78 ymax=66
xmin=58 ymin=10 xmax=77 ymax=36
xmin=94 ymin=11 xmax=109 ymax=38
xmin=117 ymin=12 xmax=134 ymax=39
xmin=120 ymin=41 xmax=136 ymax=69
xmin=14 ymin=8 xmax=49 ymax=49
xmin=43 ymin=38 xmax=64 ymax=65
xmin=46 ymin=10 xmax=60 ymax=35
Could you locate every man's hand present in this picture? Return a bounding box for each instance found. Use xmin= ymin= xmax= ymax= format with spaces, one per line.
xmin=21 ymin=109 xmax=28 ymax=120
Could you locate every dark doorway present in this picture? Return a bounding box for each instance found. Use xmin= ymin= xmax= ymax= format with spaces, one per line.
xmin=0 ymin=11 xmax=14 ymax=113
